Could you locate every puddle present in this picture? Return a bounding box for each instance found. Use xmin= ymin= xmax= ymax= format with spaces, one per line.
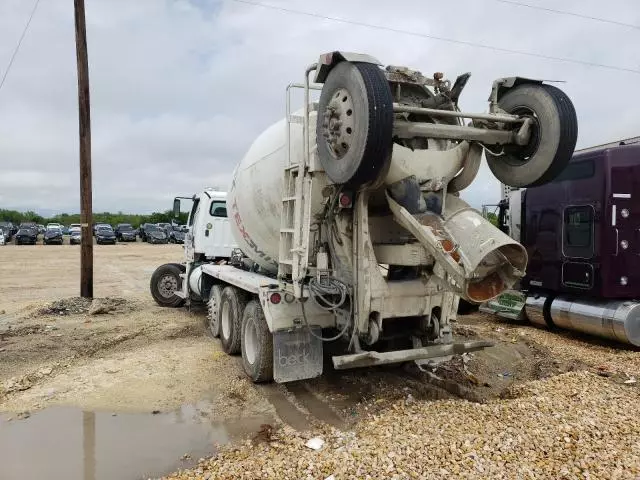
xmin=0 ymin=403 xmax=274 ymax=480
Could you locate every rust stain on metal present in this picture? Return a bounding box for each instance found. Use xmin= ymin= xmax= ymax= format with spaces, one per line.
xmin=467 ymin=272 xmax=505 ymax=303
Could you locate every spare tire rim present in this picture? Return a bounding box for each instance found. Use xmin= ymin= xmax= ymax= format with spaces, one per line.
xmin=503 ymin=106 xmax=541 ymax=166
xmin=158 ymin=274 xmax=178 ymax=298
xmin=321 ymin=88 xmax=355 ymax=160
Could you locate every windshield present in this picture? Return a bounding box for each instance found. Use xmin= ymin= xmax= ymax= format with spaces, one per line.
xmin=97 ymin=227 xmax=112 ymax=233
xmin=119 ymin=225 xmax=133 ymax=231
xmin=47 ymin=227 xmax=61 ymax=232
xmin=145 ymin=225 xmax=160 ymax=232
xmin=70 ymin=228 xmax=81 ymax=234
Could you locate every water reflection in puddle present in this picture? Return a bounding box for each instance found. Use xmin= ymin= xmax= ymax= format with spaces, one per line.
xmin=0 ymin=403 xmax=273 ymax=480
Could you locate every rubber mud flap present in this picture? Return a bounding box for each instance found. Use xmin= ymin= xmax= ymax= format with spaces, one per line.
xmin=273 ymin=327 xmax=323 ymax=383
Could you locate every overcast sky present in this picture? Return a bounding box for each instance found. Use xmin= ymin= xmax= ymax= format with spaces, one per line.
xmin=0 ymin=0 xmax=638 ymax=214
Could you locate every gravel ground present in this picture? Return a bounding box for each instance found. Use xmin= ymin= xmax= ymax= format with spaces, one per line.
xmin=165 ymin=371 xmax=640 ymax=480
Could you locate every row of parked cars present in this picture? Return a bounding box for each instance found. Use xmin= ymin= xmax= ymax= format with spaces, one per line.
xmin=0 ymin=221 xmax=188 ymax=246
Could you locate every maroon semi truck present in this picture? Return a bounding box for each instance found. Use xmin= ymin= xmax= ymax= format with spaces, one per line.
xmin=485 ymin=139 xmax=640 ymax=346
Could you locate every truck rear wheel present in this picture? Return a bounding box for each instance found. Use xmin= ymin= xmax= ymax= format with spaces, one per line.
xmin=486 ymin=83 xmax=577 ymax=188
xmin=316 ymin=61 xmax=394 ymax=188
xmin=241 ymin=300 xmax=273 ymax=383
xmin=219 ymin=286 xmax=249 ymax=355
xmin=150 ymin=263 xmax=184 ymax=308
xmin=206 ymin=284 xmax=223 ymax=338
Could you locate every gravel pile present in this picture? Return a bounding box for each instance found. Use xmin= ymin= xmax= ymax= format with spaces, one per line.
xmin=29 ymin=296 xmax=138 ymax=317
xmin=164 ymin=371 xmax=639 ymax=479
xmin=461 ymin=314 xmax=640 ymax=375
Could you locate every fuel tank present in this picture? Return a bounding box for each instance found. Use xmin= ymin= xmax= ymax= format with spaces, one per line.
xmin=548 ymin=296 xmax=640 ymax=346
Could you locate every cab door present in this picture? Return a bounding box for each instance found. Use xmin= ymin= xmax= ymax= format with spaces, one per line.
xmin=561 ymin=205 xmax=595 ymax=291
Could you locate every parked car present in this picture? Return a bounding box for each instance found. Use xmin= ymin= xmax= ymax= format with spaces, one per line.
xmin=43 ymin=226 xmax=64 ymax=245
xmin=62 ymin=226 xmax=70 ymax=235
xmin=115 ymin=223 xmax=137 ymax=242
xmin=70 ymin=227 xmax=82 ymax=245
xmin=165 ymin=225 xmax=185 ymax=244
xmin=139 ymin=223 xmax=154 ymax=242
xmin=143 ymin=224 xmax=168 ymax=244
xmin=0 ymin=229 xmax=5 ymax=246
xmin=95 ymin=225 xmax=116 ymax=245
xmin=0 ymin=222 xmax=14 ymax=242
xmin=15 ymin=228 xmax=37 ymax=245
xmin=93 ymin=223 xmax=111 ymax=236
xmin=70 ymin=223 xmax=81 ymax=230
xmin=157 ymin=222 xmax=171 ymax=231
xmin=46 ymin=222 xmax=61 ymax=230
xmin=37 ymin=224 xmax=45 ymax=234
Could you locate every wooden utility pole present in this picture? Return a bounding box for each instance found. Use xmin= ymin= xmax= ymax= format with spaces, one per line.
xmin=74 ymin=0 xmax=93 ymax=298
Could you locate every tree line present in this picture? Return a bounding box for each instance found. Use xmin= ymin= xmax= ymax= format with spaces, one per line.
xmin=0 ymin=209 xmax=188 ymax=227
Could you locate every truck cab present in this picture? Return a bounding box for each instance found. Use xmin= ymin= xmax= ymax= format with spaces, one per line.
xmin=178 ymin=188 xmax=235 ymax=262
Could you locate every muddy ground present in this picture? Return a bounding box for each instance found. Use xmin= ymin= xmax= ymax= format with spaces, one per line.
xmin=1 ymin=243 xmax=638 ymax=479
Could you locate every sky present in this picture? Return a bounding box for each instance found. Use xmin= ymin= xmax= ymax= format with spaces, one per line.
xmin=0 ymin=0 xmax=638 ymax=215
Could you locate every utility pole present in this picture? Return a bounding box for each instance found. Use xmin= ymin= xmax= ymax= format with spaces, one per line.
xmin=74 ymin=0 xmax=93 ymax=298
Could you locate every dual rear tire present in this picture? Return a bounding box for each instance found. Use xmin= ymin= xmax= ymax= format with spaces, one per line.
xmin=210 ymin=286 xmax=273 ymax=383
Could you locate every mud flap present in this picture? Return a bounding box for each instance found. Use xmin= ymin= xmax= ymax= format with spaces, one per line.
xmin=273 ymin=327 xmax=323 ymax=383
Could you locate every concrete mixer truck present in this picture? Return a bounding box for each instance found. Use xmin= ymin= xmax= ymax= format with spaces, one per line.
xmin=150 ymin=51 xmax=578 ymax=383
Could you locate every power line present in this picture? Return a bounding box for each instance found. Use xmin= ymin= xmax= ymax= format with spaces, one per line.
xmin=0 ymin=0 xmax=41 ymax=94
xmin=230 ymin=0 xmax=640 ymax=75
xmin=490 ymin=0 xmax=640 ymax=30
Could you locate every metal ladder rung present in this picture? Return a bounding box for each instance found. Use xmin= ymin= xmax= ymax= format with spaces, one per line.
xmin=280 ymin=228 xmax=294 ymax=233
xmin=278 ymin=259 xmax=293 ymax=265
xmin=282 ymin=197 xmax=297 ymax=202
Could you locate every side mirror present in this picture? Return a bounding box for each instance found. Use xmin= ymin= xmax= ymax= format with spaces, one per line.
xmin=173 ymin=198 xmax=180 ymax=218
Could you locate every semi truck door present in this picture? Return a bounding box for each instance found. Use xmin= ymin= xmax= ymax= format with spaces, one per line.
xmin=562 ymin=205 xmax=595 ymax=290
xmin=203 ymin=199 xmax=235 ymax=260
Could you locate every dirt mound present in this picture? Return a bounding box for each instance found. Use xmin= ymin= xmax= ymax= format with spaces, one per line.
xmin=30 ymin=297 xmax=139 ymax=317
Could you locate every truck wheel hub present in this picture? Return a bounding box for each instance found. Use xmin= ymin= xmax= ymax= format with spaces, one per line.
xmin=244 ymin=318 xmax=258 ymax=365
xmin=158 ymin=274 xmax=178 ymax=298
xmin=321 ymin=88 xmax=354 ymax=160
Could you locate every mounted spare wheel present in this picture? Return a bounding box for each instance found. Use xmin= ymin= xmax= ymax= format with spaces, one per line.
xmin=486 ymin=84 xmax=578 ymax=188
xmin=316 ymin=61 xmax=394 ymax=188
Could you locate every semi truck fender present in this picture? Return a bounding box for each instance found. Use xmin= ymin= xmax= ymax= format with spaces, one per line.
xmin=489 ymin=76 xmax=544 ymax=103
xmin=314 ymin=51 xmax=382 ymax=83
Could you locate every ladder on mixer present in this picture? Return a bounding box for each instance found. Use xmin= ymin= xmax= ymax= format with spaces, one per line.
xmin=278 ymin=80 xmax=321 ymax=298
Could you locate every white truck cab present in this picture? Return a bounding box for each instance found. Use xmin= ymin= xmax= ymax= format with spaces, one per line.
xmin=178 ymin=188 xmax=236 ymax=262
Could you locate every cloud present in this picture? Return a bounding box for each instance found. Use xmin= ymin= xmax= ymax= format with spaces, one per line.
xmin=0 ymin=0 xmax=638 ymax=214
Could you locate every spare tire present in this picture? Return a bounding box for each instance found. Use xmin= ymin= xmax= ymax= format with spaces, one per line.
xmin=316 ymin=61 xmax=394 ymax=188
xmin=486 ymin=83 xmax=577 ymax=188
